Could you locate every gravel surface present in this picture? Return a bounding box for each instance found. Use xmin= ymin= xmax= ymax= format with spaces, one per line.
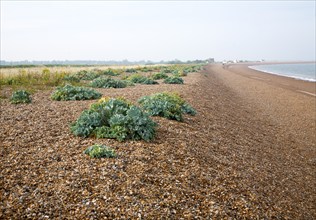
xmin=1 ymin=64 xmax=315 ymax=219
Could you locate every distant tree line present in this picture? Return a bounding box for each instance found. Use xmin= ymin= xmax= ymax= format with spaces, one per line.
xmin=0 ymin=58 xmax=215 ymax=67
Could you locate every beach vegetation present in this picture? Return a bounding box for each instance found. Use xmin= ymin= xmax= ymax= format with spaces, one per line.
xmin=125 ymin=68 xmax=137 ymax=73
xmin=63 ymin=74 xmax=81 ymax=83
xmin=126 ymin=74 xmax=158 ymax=85
xmin=71 ymin=97 xmax=157 ymax=141
xmin=84 ymin=144 xmax=116 ymax=158
xmin=89 ymin=77 xmax=130 ymax=88
xmin=163 ymin=76 xmax=184 ymax=84
xmin=10 ymin=90 xmax=32 ymax=104
xmin=100 ymin=68 xmax=120 ymax=76
xmin=70 ymin=70 xmax=100 ymax=81
xmin=51 ymin=84 xmax=102 ymax=101
xmin=151 ymin=72 xmax=168 ymax=80
xmin=138 ymin=92 xmax=196 ymax=121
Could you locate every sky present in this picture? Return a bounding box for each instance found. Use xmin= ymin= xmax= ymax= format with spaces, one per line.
xmin=1 ymin=1 xmax=315 ymax=62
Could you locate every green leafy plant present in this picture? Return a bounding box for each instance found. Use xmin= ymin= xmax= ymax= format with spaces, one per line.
xmin=125 ymin=68 xmax=137 ymax=73
xmin=101 ymin=68 xmax=119 ymax=76
xmin=172 ymin=69 xmax=179 ymax=75
xmin=141 ymin=78 xmax=158 ymax=85
xmin=151 ymin=72 xmax=168 ymax=80
xmin=174 ymin=69 xmax=187 ymax=77
xmin=163 ymin=76 xmax=184 ymax=84
xmin=70 ymin=70 xmax=100 ymax=81
xmin=63 ymin=74 xmax=81 ymax=82
xmin=136 ymin=66 xmax=152 ymax=72
xmin=51 ymin=84 xmax=102 ymax=101
xmin=10 ymin=90 xmax=32 ymax=104
xmin=181 ymin=103 xmax=197 ymax=116
xmin=84 ymin=144 xmax=116 ymax=158
xmin=89 ymin=77 xmax=129 ymax=88
xmin=138 ymin=92 xmax=196 ymax=121
xmin=71 ymin=97 xmax=157 ymax=141
xmin=126 ymin=74 xmax=158 ymax=85
xmin=160 ymin=67 xmax=173 ymax=73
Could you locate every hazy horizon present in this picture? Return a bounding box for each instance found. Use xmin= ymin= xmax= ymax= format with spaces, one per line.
xmin=1 ymin=1 xmax=315 ymax=62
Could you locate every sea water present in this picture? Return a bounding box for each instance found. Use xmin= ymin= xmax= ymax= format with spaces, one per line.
xmin=249 ymin=63 xmax=316 ymax=82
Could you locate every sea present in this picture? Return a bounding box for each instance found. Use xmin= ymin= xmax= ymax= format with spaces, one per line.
xmin=249 ymin=63 xmax=316 ymax=82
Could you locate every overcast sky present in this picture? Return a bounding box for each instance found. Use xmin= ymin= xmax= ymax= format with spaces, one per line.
xmin=1 ymin=1 xmax=315 ymax=62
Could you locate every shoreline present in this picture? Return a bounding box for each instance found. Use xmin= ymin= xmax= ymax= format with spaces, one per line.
xmin=225 ymin=63 xmax=316 ymax=96
xmin=248 ymin=65 xmax=316 ymax=83
xmin=248 ymin=62 xmax=316 ymax=82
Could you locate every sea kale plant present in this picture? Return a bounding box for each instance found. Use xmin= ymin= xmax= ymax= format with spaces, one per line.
xmin=100 ymin=68 xmax=120 ymax=76
xmin=63 ymin=74 xmax=81 ymax=82
xmin=75 ymin=70 xmax=100 ymax=80
xmin=151 ymin=72 xmax=168 ymax=80
xmin=84 ymin=144 xmax=116 ymax=158
xmin=89 ymin=77 xmax=129 ymax=89
xmin=71 ymin=97 xmax=157 ymax=141
xmin=138 ymin=92 xmax=196 ymax=122
xmin=163 ymin=76 xmax=184 ymax=84
xmin=51 ymin=84 xmax=102 ymax=101
xmin=126 ymin=74 xmax=158 ymax=85
xmin=125 ymin=68 xmax=137 ymax=73
xmin=10 ymin=90 xmax=32 ymax=104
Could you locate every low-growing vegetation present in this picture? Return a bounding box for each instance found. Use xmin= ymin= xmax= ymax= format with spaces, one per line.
xmin=84 ymin=144 xmax=116 ymax=158
xmin=10 ymin=90 xmax=32 ymax=104
xmin=51 ymin=84 xmax=102 ymax=101
xmin=72 ymin=70 xmax=100 ymax=80
xmin=89 ymin=77 xmax=130 ymax=88
xmin=126 ymin=74 xmax=158 ymax=85
xmin=100 ymin=68 xmax=120 ymax=76
xmin=0 ymin=64 xmax=203 ymax=92
xmin=151 ymin=72 xmax=168 ymax=80
xmin=71 ymin=97 xmax=157 ymax=141
xmin=163 ymin=76 xmax=184 ymax=84
xmin=63 ymin=75 xmax=81 ymax=83
xmin=125 ymin=68 xmax=137 ymax=73
xmin=138 ymin=92 xmax=196 ymax=121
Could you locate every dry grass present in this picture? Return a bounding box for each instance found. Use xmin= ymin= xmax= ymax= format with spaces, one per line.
xmin=0 ymin=64 xmax=165 ymax=77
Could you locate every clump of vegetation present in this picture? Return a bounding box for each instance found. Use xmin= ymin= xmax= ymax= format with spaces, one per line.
xmin=125 ymin=68 xmax=137 ymax=73
xmin=136 ymin=66 xmax=153 ymax=72
xmin=172 ymin=69 xmax=180 ymax=75
xmin=77 ymin=70 xmax=100 ymax=80
xmin=63 ymin=74 xmax=81 ymax=82
xmin=100 ymin=68 xmax=120 ymax=76
xmin=10 ymin=90 xmax=32 ymax=104
xmin=63 ymin=69 xmax=120 ymax=82
xmin=126 ymin=74 xmax=158 ymax=85
xmin=160 ymin=67 xmax=173 ymax=74
xmin=138 ymin=92 xmax=196 ymax=121
xmin=173 ymin=69 xmax=187 ymax=77
xmin=89 ymin=77 xmax=130 ymax=88
xmin=163 ymin=76 xmax=184 ymax=84
xmin=151 ymin=72 xmax=168 ymax=80
xmin=84 ymin=144 xmax=116 ymax=158
xmin=141 ymin=78 xmax=158 ymax=85
xmin=126 ymin=74 xmax=146 ymax=83
xmin=71 ymin=97 xmax=157 ymax=141
xmin=51 ymin=84 xmax=102 ymax=101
